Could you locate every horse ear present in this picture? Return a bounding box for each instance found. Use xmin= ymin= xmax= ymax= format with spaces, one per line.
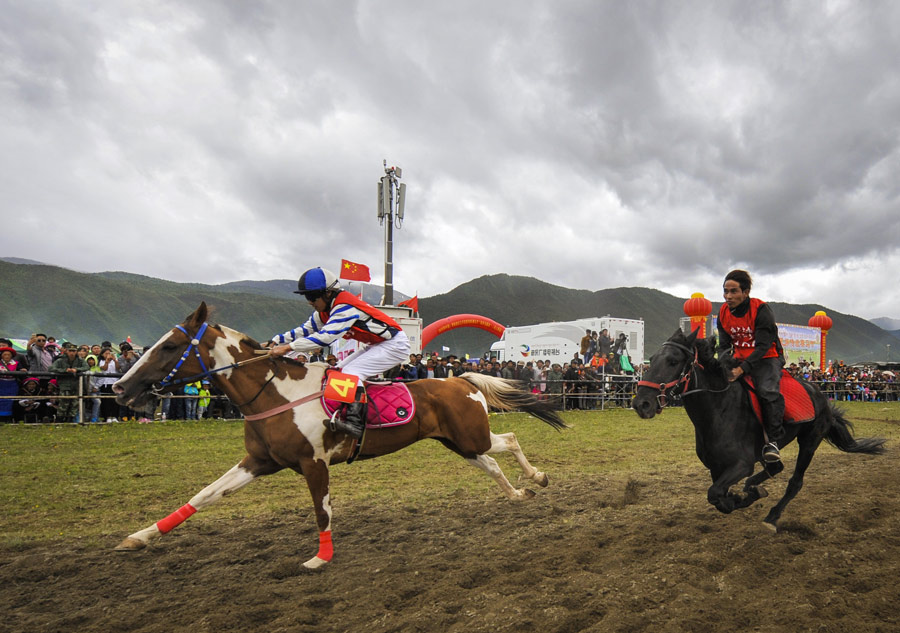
xmin=185 ymin=302 xmax=208 ymax=327
xmin=684 ymin=327 xmax=699 ymax=346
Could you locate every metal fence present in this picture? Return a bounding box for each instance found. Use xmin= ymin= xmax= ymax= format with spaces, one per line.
xmin=1 ymin=371 xmax=896 ymax=423
xmin=0 ymin=371 xmax=238 ymax=423
xmin=538 ymin=377 xmax=639 ymax=411
xmin=808 ymin=379 xmax=899 ymax=402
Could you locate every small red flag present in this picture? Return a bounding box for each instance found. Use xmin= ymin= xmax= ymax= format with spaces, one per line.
xmin=339 ymin=259 xmax=371 ymax=282
xmin=398 ymin=295 xmax=419 ymax=312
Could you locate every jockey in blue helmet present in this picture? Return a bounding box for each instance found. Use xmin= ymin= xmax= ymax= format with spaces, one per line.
xmin=269 ymin=267 xmax=411 ymax=437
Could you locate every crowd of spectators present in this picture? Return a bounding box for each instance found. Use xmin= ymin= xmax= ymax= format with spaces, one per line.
xmin=0 ymin=334 xmax=243 ymax=424
xmin=384 ymin=349 xmax=637 ymax=410
xmin=0 ymin=334 xmax=151 ymax=423
xmin=786 ymin=360 xmax=898 ymax=402
xmin=3 ymin=329 xmax=897 ymax=422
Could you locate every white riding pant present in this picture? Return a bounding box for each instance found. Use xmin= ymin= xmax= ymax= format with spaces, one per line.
xmin=337 ymin=330 xmax=410 ymax=381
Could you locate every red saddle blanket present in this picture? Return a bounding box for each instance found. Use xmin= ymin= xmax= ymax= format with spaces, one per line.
xmin=743 ymin=370 xmax=816 ymax=425
xmin=321 ymin=381 xmax=416 ymax=429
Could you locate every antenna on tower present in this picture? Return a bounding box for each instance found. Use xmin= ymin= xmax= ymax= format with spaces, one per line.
xmin=377 ymin=161 xmax=407 ymax=305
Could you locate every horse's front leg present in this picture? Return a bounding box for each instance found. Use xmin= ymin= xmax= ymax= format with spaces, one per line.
xmin=115 ymin=456 xmax=276 ymax=551
xmin=740 ymin=463 xmax=782 ymax=502
xmin=297 ymin=457 xmax=334 ymax=570
xmin=706 ymin=461 xmax=755 ymax=514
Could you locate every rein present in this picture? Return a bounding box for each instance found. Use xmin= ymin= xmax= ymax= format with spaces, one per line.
xmin=243 ymin=390 xmax=325 ymax=422
xmin=150 ymin=321 xmax=320 ymax=420
xmin=638 ymin=340 xmax=736 ymax=409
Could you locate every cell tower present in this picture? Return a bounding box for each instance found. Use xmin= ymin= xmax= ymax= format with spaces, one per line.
xmin=377 ymin=161 xmax=406 ymax=306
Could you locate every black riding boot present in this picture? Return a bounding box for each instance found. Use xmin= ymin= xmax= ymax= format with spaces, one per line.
xmin=333 ymin=386 xmax=367 ymax=438
xmin=755 ymin=359 xmax=786 ymax=464
xmin=763 ymin=418 xmax=785 ymax=463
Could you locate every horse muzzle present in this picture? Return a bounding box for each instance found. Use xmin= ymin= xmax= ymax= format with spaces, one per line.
xmin=632 ymin=391 xmax=662 ymax=419
xmin=113 ymin=378 xmax=155 ymax=408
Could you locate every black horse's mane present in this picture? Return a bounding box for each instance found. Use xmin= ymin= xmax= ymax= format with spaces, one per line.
xmin=695 ymin=335 xmax=742 ymax=384
xmin=669 ymin=329 xmax=732 ymax=382
xmin=695 ymin=336 xmax=716 ymax=367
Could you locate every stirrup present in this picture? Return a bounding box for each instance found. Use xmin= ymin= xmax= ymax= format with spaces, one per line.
xmin=762 ymin=442 xmax=781 ymax=464
xmin=328 ymin=408 xmax=365 ymax=438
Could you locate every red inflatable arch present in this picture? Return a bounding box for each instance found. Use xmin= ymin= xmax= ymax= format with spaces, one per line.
xmin=421 ymin=314 xmax=506 ymax=349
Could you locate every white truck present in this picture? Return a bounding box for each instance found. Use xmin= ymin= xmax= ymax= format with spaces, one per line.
xmin=489 ymin=317 xmax=644 ymax=365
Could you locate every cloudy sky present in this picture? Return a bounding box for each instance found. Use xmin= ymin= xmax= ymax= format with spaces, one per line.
xmin=2 ymin=1 xmax=899 ymax=319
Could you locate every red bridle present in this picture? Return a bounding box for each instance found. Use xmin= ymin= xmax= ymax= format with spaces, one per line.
xmin=637 ymin=341 xmax=697 ymax=409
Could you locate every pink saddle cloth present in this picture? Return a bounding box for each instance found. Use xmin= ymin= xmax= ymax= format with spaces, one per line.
xmin=321 ymin=381 xmax=416 ymax=429
xmin=744 ymin=370 xmax=816 ymax=425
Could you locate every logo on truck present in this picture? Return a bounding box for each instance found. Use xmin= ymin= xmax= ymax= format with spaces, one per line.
xmin=519 ymin=344 xmax=530 ymax=357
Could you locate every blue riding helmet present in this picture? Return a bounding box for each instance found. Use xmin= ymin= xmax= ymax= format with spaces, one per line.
xmin=295 ymin=268 xmax=341 ymax=298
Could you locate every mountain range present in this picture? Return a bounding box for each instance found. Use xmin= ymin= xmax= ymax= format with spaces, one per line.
xmin=1 ymin=259 xmax=897 ymax=363
xmin=416 ymin=274 xmax=899 ymax=364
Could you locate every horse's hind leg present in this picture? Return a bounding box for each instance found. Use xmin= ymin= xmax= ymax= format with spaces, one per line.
xmin=486 ymin=431 xmax=549 ymax=488
xmin=465 ymin=454 xmax=536 ymax=500
xmin=115 ymin=456 xmax=277 ymax=551
xmin=762 ymin=439 xmax=819 ymax=531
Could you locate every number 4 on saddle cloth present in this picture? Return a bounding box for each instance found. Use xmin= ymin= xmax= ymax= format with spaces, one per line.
xmin=742 ymin=370 xmax=816 ymax=425
xmin=321 ymin=372 xmax=416 ymax=429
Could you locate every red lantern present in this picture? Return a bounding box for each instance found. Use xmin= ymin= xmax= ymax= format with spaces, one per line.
xmin=808 ymin=311 xmax=833 ymax=370
xmin=684 ymin=293 xmax=713 ymax=338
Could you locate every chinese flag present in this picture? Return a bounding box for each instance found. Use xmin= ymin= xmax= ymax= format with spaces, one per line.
xmin=340 ymin=259 xmax=370 ymax=282
xmin=398 ymin=295 xmax=419 ymax=312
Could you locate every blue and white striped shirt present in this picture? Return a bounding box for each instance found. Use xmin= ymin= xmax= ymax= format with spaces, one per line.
xmin=272 ymin=302 xmax=395 ymax=352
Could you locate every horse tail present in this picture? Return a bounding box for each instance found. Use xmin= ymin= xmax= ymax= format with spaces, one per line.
xmin=457 ymin=373 xmax=569 ymax=431
xmin=824 ymin=404 xmax=887 ymax=455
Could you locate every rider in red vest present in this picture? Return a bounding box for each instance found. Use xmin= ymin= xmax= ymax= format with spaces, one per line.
xmin=269 ymin=267 xmax=411 ymax=438
xmin=717 ymin=269 xmax=786 ymax=464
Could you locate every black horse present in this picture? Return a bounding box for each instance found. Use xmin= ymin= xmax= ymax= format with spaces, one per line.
xmin=632 ymin=328 xmax=886 ymax=530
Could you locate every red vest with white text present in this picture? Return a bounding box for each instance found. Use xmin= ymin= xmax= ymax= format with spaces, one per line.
xmin=718 ymin=298 xmax=779 ymax=360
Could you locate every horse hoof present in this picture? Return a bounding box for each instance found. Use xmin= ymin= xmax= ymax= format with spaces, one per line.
xmin=762 ymin=520 xmax=778 ymax=533
xmin=757 ymin=486 xmax=769 ymax=499
xmin=536 ymin=472 xmax=549 ymax=488
xmin=302 ymin=556 xmax=329 ymax=570
xmin=114 ymin=537 xmax=147 ymax=551
xmin=519 ymin=488 xmax=537 ymax=500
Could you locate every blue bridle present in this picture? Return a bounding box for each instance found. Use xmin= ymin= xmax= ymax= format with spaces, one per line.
xmin=149 ymin=322 xmax=279 ymax=403
xmin=151 ymin=322 xmax=213 ymax=394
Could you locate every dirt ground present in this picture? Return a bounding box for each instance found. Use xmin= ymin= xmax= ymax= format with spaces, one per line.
xmin=3 ymin=447 xmax=899 ymax=633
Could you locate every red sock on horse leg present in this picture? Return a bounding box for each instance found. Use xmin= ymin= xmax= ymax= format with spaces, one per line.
xmin=317 ymin=531 xmax=333 ymax=561
xmin=156 ymin=503 xmax=197 ymax=534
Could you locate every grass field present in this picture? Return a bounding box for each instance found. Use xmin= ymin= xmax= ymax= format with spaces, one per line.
xmin=2 ymin=402 xmax=898 ymax=550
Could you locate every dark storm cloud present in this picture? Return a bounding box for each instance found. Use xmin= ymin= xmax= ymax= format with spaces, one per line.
xmin=1 ymin=1 xmax=898 ymax=317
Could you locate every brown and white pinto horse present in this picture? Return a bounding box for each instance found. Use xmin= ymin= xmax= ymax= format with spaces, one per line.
xmin=113 ymin=303 xmax=566 ymax=569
